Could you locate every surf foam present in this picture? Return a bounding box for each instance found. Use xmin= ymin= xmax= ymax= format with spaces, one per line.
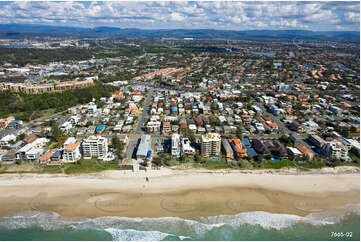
xmin=0 ymin=203 xmax=358 ymax=240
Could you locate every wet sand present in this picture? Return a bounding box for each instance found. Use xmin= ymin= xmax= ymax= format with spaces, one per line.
xmin=0 ymin=169 xmax=359 ymax=218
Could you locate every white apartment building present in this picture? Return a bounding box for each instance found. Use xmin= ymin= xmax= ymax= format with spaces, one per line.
xmin=171 ymin=134 xmax=181 ymax=158
xmin=147 ymin=121 xmax=161 ymax=132
xmin=201 ymin=133 xmax=221 ymax=157
xmin=182 ymin=137 xmax=195 ymax=156
xmin=323 ymin=141 xmax=348 ymax=160
xmin=82 ymin=136 xmax=108 ymax=159
xmin=63 ymin=142 xmax=81 ymax=163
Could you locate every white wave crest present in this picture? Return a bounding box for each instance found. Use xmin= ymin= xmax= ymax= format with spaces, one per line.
xmin=0 ymin=203 xmax=359 ymax=239
xmin=104 ymin=228 xmax=189 ymax=241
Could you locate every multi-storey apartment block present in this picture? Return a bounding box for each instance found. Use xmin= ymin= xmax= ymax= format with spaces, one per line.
xmin=201 ymin=133 xmax=221 ymax=157
xmin=82 ymin=136 xmax=108 ymax=159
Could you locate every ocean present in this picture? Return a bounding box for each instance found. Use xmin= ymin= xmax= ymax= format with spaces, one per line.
xmin=0 ymin=204 xmax=359 ymax=241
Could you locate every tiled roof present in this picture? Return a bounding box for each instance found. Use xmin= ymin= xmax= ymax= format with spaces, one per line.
xmin=64 ymin=142 xmax=80 ymax=151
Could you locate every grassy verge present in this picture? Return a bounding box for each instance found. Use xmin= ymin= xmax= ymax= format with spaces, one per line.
xmin=203 ymin=161 xmax=232 ymax=169
xmin=64 ymin=159 xmax=106 ymax=174
xmin=348 ymin=152 xmax=360 ymax=167
xmin=0 ymin=163 xmax=62 ymax=174
xmin=260 ymin=159 xmax=296 ymax=169
xmin=186 ymin=160 xmax=232 ymax=170
xmin=297 ymin=161 xmax=326 ymax=169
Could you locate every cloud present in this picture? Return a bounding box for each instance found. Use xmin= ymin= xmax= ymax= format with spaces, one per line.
xmin=271 ymin=19 xmax=309 ymax=29
xmin=344 ymin=12 xmax=360 ymax=23
xmin=0 ymin=1 xmax=358 ymax=31
xmin=170 ymin=12 xmax=185 ymax=22
xmin=302 ymin=9 xmax=339 ymax=23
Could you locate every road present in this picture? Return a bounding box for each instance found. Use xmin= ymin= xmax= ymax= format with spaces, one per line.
xmin=125 ymin=136 xmax=140 ymax=160
xmin=134 ymin=88 xmax=153 ymax=135
xmin=124 ymin=86 xmax=162 ymax=160
xmin=0 ymin=111 xmax=66 ymax=139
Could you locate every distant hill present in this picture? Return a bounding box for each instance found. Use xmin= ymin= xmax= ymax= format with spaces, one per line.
xmin=0 ymin=24 xmax=359 ymax=42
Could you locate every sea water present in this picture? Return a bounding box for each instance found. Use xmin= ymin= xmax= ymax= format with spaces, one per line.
xmin=0 ymin=204 xmax=359 ymax=241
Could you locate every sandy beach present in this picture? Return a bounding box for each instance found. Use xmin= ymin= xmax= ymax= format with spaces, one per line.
xmin=0 ymin=166 xmax=359 ymax=219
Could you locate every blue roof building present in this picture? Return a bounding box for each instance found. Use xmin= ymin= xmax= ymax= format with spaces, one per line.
xmin=246 ymin=147 xmax=257 ymax=157
xmin=8 ymin=120 xmax=23 ymax=128
xmin=147 ymin=150 xmax=152 ymax=158
xmin=171 ymin=107 xmax=178 ymax=114
xmin=241 ymin=137 xmax=251 ymax=147
xmin=51 ymin=150 xmax=62 ymax=160
xmin=136 ymin=135 xmax=151 ymax=159
xmin=96 ymin=124 xmax=105 ymax=132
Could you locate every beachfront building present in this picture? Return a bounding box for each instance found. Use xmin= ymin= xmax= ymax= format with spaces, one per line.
xmin=323 ymin=141 xmax=349 ymax=160
xmin=201 ymin=133 xmax=221 ymax=157
xmin=181 ymin=137 xmax=195 ymax=156
xmin=222 ymin=138 xmax=234 ymax=159
xmin=170 ymin=134 xmax=181 ymax=157
xmin=63 ymin=142 xmax=81 ymax=163
xmin=287 ymin=147 xmax=303 ymax=159
xmin=229 ymin=138 xmax=248 ymax=159
xmin=136 ymin=135 xmax=152 ymax=159
xmin=16 ymin=137 xmax=49 ymax=162
xmin=308 ymin=134 xmax=326 ymax=149
xmin=82 ymin=136 xmax=108 ymax=159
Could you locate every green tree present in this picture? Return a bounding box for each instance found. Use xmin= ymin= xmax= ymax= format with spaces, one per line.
xmin=51 ymin=121 xmax=63 ymax=143
xmin=112 ymin=135 xmax=124 ymax=161
xmin=16 ymin=133 xmax=25 ymax=142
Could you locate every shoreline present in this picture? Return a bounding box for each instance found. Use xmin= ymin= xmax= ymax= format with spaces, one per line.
xmin=0 ymin=167 xmax=359 ymax=219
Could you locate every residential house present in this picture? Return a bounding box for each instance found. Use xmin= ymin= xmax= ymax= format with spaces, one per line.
xmin=0 ymin=134 xmax=17 ymax=148
xmin=252 ymin=139 xmax=270 ymax=155
xmin=162 ymin=122 xmax=171 ymax=134
xmin=295 ymin=144 xmax=314 ymax=160
xmin=287 ymin=147 xmax=303 ymax=159
xmin=229 ymin=138 xmax=248 ymax=159
xmin=147 ymin=121 xmax=161 ymax=133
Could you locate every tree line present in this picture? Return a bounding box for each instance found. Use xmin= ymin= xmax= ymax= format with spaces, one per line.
xmin=0 ymin=81 xmax=117 ymax=121
xmin=0 ymin=46 xmax=143 ymax=66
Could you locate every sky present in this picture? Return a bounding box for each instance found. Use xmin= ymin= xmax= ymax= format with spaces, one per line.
xmin=0 ymin=1 xmax=359 ymax=31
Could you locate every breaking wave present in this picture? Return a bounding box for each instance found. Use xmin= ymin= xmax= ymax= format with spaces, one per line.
xmin=0 ymin=204 xmax=359 ymax=241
